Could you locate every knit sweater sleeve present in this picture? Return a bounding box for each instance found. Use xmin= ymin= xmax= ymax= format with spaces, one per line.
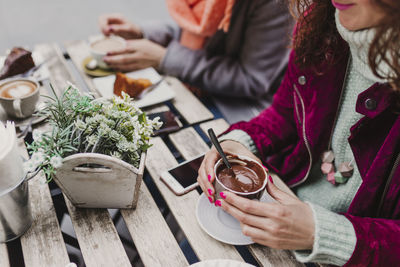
xmin=294 ymin=203 xmax=356 ymax=266
xmin=218 ymin=130 xmax=259 ymax=154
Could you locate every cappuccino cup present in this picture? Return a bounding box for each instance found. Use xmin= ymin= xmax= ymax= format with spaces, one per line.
xmin=0 ymin=78 xmax=40 ymax=119
xmin=213 ymin=155 xmax=268 ymax=201
xmin=90 ymin=36 xmax=126 ymax=69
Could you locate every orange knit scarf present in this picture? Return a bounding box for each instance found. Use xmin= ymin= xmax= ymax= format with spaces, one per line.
xmin=166 ymin=0 xmax=236 ymax=50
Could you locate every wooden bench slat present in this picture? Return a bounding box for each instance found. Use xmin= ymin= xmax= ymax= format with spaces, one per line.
xmin=199 ymin=118 xmax=230 ymax=137
xmin=17 ymin=140 xmax=69 ymax=267
xmin=165 ymin=77 xmax=214 ymax=124
xmin=121 ymin=184 xmax=188 ymax=267
xmin=0 ymin=244 xmax=10 ymax=267
xmin=146 ymin=137 xmax=242 ymax=261
xmin=177 ymin=120 xmax=304 ymax=267
xmin=65 ymin=198 xmax=131 ymax=267
xmin=169 ymin=128 xmax=209 ymax=159
xmin=34 ymin=44 xmax=77 ymax=95
xmin=20 ymin=174 xmax=70 ymax=267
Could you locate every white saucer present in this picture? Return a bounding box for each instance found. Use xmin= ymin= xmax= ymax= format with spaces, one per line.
xmin=190 ymin=259 xmax=255 ymax=267
xmin=196 ymin=192 xmax=275 ymax=245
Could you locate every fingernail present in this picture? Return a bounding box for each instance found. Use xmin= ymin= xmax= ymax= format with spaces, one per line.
xmin=262 ymin=164 xmax=269 ymax=171
xmin=220 ymin=192 xmax=226 ymax=199
xmin=207 ymin=188 xmax=213 ymax=195
xmin=269 ymin=175 xmax=274 ymax=184
xmin=215 ymin=200 xmax=221 ymax=207
xmin=208 ymin=197 xmax=214 ymax=203
xmin=207 ymin=174 xmax=211 ymax=181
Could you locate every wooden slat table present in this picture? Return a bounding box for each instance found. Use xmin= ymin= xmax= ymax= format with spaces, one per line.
xmin=0 ymin=41 xmax=304 ymax=267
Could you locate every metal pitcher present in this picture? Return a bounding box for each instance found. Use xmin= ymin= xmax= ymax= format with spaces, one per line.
xmin=0 ymin=171 xmax=36 ymax=243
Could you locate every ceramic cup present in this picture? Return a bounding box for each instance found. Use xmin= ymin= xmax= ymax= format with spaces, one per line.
xmin=89 ymin=36 xmax=126 ymax=69
xmin=213 ymin=155 xmax=268 ymax=201
xmin=0 ymin=78 xmax=40 ymax=119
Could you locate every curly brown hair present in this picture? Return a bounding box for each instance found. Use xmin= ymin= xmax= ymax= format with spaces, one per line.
xmin=290 ymin=0 xmax=400 ymax=91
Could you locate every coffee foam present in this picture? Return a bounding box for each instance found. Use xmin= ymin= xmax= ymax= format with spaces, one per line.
xmin=0 ymin=81 xmax=36 ymax=99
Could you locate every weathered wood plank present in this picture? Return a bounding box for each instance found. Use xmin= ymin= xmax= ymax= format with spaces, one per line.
xmin=0 ymin=244 xmax=10 ymax=267
xmin=65 ymin=198 xmax=131 ymax=267
xmin=199 ymin=118 xmax=230 ymax=137
xmin=63 ymin=40 xmax=99 ymax=96
xmin=146 ymin=137 xmax=242 ymax=261
xmin=17 ymin=139 xmax=69 ymax=267
xmin=165 ymin=76 xmax=213 ymax=124
xmin=175 ymin=122 xmax=304 ymax=267
xmin=34 ymin=43 xmax=76 ymax=95
xmin=250 ymin=245 xmax=305 ymax=267
xmin=169 ymin=128 xmax=209 ymax=159
xmin=121 ymin=184 xmax=188 ymax=267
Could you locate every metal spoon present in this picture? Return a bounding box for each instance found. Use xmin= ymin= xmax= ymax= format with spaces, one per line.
xmin=207 ymin=128 xmax=236 ymax=177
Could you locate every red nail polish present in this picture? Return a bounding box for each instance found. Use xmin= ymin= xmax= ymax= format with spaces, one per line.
xmin=220 ymin=192 xmax=226 ymax=199
xmin=207 ymin=189 xmax=213 ymax=195
xmin=207 ymin=174 xmax=211 ymax=181
xmin=269 ymin=175 xmax=274 ymax=184
xmin=208 ymin=197 xmax=213 ymax=203
xmin=215 ymin=200 xmax=221 ymax=207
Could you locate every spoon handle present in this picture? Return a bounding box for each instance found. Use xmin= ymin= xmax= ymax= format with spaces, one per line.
xmin=207 ymin=128 xmax=232 ymax=169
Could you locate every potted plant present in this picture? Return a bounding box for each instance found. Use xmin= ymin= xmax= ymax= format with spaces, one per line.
xmin=24 ymin=84 xmax=162 ymax=208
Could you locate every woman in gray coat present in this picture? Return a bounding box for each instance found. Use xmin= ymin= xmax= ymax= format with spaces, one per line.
xmin=99 ymin=0 xmax=292 ymax=121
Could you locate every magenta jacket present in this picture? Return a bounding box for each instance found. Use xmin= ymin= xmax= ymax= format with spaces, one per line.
xmin=227 ymin=41 xmax=400 ymax=266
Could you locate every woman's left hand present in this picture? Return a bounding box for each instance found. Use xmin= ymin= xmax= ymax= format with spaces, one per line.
xmin=103 ymin=39 xmax=166 ymax=72
xmin=219 ymin=177 xmax=315 ymax=250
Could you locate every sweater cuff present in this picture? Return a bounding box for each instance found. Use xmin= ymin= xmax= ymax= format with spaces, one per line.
xmin=293 ymin=203 xmax=356 ymax=266
xmin=218 ymin=130 xmax=259 ymax=155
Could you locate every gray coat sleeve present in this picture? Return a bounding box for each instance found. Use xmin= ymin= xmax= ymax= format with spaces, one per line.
xmin=140 ymin=21 xmax=181 ymax=47
xmin=158 ymin=0 xmax=292 ymax=99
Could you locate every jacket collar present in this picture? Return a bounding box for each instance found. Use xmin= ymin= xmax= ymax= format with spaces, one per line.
xmin=356 ymin=82 xmax=395 ymax=119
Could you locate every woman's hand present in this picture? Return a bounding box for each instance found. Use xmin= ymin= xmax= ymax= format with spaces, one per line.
xmin=103 ymin=39 xmax=167 ymax=71
xmin=98 ymin=13 xmax=143 ymax=39
xmin=219 ymin=179 xmax=315 ymax=250
xmin=197 ymin=140 xmax=261 ymax=203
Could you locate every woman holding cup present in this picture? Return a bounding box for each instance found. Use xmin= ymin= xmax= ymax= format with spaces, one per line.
xmin=198 ymin=0 xmax=400 ymax=265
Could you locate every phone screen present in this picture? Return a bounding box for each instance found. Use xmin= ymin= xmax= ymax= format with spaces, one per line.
xmin=147 ymin=111 xmax=182 ymax=135
xmin=168 ymin=155 xmax=204 ymax=188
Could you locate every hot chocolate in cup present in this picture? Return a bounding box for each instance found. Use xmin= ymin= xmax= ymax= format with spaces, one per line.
xmin=213 ymin=155 xmax=268 ymax=200
xmin=0 ymin=78 xmax=40 ymax=119
xmin=90 ymin=36 xmax=126 ymax=69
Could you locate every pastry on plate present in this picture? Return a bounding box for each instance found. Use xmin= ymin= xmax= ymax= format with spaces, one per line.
xmin=113 ymin=72 xmax=152 ymax=98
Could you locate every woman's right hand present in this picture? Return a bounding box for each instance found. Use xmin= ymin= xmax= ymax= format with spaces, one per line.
xmin=197 ymin=140 xmax=261 ymax=203
xmin=98 ymin=13 xmax=143 ymax=40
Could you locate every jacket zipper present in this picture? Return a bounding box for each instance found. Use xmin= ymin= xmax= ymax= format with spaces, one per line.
xmin=377 ymin=151 xmax=400 ymax=216
xmin=290 ymin=58 xmax=351 ymax=188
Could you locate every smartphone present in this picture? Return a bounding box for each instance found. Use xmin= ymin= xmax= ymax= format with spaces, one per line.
xmin=160 ymin=154 xmax=204 ymax=196
xmin=147 ymin=110 xmax=182 ymax=135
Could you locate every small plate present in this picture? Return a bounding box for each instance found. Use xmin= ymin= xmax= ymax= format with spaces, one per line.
xmin=81 ymin=56 xmax=115 ymax=77
xmin=190 ymin=259 xmax=255 ymax=267
xmin=196 ymin=192 xmax=275 ymax=245
xmin=0 ymin=100 xmax=46 ymax=128
xmin=93 ymin=67 xmax=175 ymax=108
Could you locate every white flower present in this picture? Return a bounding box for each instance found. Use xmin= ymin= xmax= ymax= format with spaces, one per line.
xmin=23 ymin=160 xmax=36 ymax=173
xmin=50 ymin=156 xmax=63 ymax=169
xmin=87 ymin=135 xmax=98 ymax=145
xmin=32 ymin=129 xmax=43 ymax=141
xmin=31 ymin=152 xmax=45 ymax=165
xmin=75 ymin=119 xmax=86 ymax=131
